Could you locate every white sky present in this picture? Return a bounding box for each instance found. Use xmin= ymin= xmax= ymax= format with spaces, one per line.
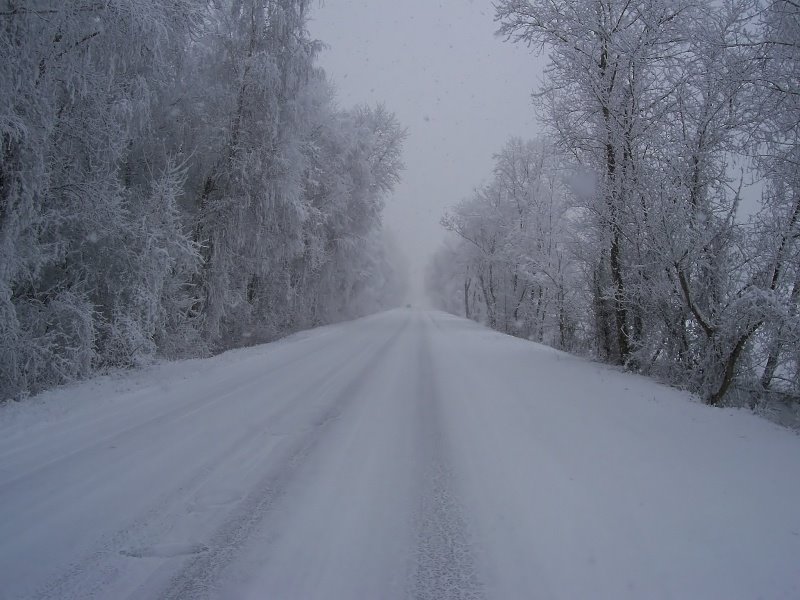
xmin=308 ymin=0 xmax=546 ymax=301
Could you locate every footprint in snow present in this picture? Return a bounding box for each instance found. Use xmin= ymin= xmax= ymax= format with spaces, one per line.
xmin=187 ymin=489 xmax=243 ymax=512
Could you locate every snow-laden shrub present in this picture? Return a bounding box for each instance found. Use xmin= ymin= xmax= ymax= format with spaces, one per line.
xmin=1 ymin=290 xmax=95 ymax=401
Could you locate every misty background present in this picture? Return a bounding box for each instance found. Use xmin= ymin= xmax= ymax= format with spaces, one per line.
xmin=309 ymin=0 xmax=545 ymax=303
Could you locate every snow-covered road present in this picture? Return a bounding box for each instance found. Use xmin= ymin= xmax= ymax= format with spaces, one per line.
xmin=1 ymin=309 xmax=799 ymax=599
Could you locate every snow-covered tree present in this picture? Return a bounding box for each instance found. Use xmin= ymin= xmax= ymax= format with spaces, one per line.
xmin=490 ymin=0 xmax=800 ymax=409
xmin=431 ymin=138 xmax=580 ymax=350
xmin=438 ymin=0 xmax=800 ymax=409
xmin=1 ymin=0 xmax=203 ymax=396
xmin=747 ymin=0 xmax=800 ymax=400
xmin=0 ymin=0 xmax=405 ymax=400
xmin=497 ymin=0 xmax=700 ymax=364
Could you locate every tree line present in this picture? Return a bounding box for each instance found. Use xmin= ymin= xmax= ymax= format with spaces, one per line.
xmin=427 ymin=0 xmax=798 ymax=413
xmin=0 ymin=1 xmax=406 ymax=400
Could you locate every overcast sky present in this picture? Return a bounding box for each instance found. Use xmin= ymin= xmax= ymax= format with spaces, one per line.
xmin=308 ymin=0 xmax=546 ymax=301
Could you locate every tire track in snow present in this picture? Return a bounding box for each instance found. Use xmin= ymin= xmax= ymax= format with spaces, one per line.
xmin=411 ymin=317 xmax=484 ymax=600
xmin=156 ymin=315 xmax=411 ymax=600
xmin=29 ymin=321 xmax=398 ymax=600
xmin=0 ymin=324 xmax=362 ymax=494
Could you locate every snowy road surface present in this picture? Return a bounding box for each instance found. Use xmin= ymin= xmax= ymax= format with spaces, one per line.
xmin=1 ymin=309 xmax=799 ymax=599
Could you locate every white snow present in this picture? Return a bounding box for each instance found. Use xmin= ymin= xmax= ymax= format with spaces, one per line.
xmin=1 ymin=309 xmax=799 ymax=599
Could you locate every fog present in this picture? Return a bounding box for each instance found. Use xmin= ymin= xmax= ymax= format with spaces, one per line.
xmin=309 ymin=0 xmax=546 ymax=302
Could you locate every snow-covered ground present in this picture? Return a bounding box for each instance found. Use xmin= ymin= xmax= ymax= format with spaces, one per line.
xmin=1 ymin=309 xmax=799 ymax=599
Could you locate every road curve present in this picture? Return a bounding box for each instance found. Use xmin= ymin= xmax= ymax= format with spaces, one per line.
xmin=1 ymin=309 xmax=799 ymax=599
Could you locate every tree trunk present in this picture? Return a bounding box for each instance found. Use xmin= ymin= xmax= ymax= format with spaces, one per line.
xmin=479 ymin=272 xmax=497 ymax=329
xmin=464 ymin=276 xmax=471 ymax=320
xmin=761 ymin=270 xmax=800 ymax=389
xmin=707 ymin=331 xmax=751 ymax=406
xmin=609 ymin=228 xmax=629 ymax=363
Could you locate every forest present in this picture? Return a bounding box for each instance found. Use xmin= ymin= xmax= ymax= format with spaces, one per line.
xmin=427 ymin=0 xmax=799 ymax=414
xmin=1 ymin=0 xmax=406 ymax=400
